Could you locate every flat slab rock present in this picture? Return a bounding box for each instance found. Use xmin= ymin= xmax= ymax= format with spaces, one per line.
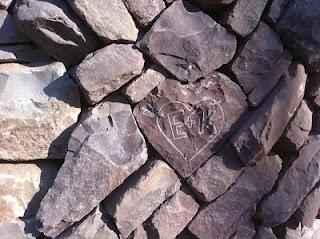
xmin=0 ymin=62 xmax=81 ymax=161
xmin=189 ymin=155 xmax=282 ymax=239
xmin=104 ymin=160 xmax=181 ymax=238
xmin=134 ymin=72 xmax=247 ymax=177
xmin=70 ymin=44 xmax=145 ymax=105
xmin=15 ymin=0 xmax=101 ymax=66
xmin=137 ymin=0 xmax=237 ymax=82
xmin=36 ymin=96 xmax=148 ymax=238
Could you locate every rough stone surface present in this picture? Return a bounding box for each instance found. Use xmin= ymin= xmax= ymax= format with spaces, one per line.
xmin=0 ymin=220 xmax=36 ymax=239
xmin=231 ymin=22 xmax=292 ymax=107
xmin=265 ymin=0 xmax=291 ymax=24
xmin=0 ymin=0 xmax=12 ymax=9
xmin=66 ymin=0 xmax=138 ymax=42
xmin=137 ymin=0 xmax=237 ymax=82
xmin=230 ymin=220 xmax=256 ymax=239
xmin=143 ymin=190 xmax=199 ymax=239
xmin=123 ymin=0 xmax=166 ymax=28
xmin=256 ymin=227 xmax=278 ymax=239
xmin=130 ymin=225 xmax=148 ymax=239
xmin=230 ymin=63 xmax=307 ymax=165
xmin=276 ymin=0 xmax=320 ymax=73
xmin=36 ymin=97 xmax=148 ymax=238
xmin=307 ymin=73 xmax=320 ymax=97
xmin=190 ymin=0 xmax=235 ymax=11
xmin=257 ymin=136 xmax=320 ymax=227
xmin=104 ymin=160 xmax=181 ymax=238
xmin=15 ymin=0 xmax=101 ymax=66
xmin=187 ymin=143 xmax=244 ymax=202
xmin=221 ymin=0 xmax=269 ymax=37
xmin=124 ymin=64 xmax=167 ymax=104
xmin=0 ymin=162 xmax=59 ymax=223
xmin=188 ymin=155 xmax=282 ymax=239
xmin=70 ymin=44 xmax=145 ymax=105
xmin=0 ymin=62 xmax=81 ymax=161
xmin=134 ymin=73 xmax=247 ymax=177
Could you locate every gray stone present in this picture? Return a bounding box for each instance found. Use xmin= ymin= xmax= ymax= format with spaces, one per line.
xmin=230 ymin=63 xmax=307 ymax=165
xmin=15 ymin=0 xmax=101 ymax=66
xmin=188 ymin=155 xmax=282 ymax=239
xmin=257 ymin=136 xmax=320 ymax=227
xmin=221 ymin=0 xmax=269 ymax=37
xmin=187 ymin=143 xmax=244 ymax=202
xmin=123 ymin=0 xmax=166 ymax=28
xmin=104 ymin=160 xmax=181 ymax=238
xmin=36 ymin=96 xmax=148 ymax=238
xmin=137 ymin=0 xmax=237 ymax=82
xmin=134 ymin=72 xmax=247 ymax=177
xmin=70 ymin=44 xmax=145 ymax=105
xmin=256 ymin=227 xmax=278 ymax=239
xmin=0 ymin=220 xmax=36 ymax=239
xmin=230 ymin=220 xmax=256 ymax=239
xmin=66 ymin=0 xmax=138 ymax=42
xmin=130 ymin=225 xmax=148 ymax=239
xmin=307 ymin=73 xmax=320 ymax=97
xmin=265 ymin=0 xmax=291 ymax=25
xmin=230 ymin=22 xmax=292 ymax=107
xmin=0 ymin=0 xmax=12 ymax=9
xmin=0 ymin=62 xmax=81 ymax=161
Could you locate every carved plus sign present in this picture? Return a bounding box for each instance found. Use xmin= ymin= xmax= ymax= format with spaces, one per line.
xmin=185 ymin=115 xmax=196 ymax=129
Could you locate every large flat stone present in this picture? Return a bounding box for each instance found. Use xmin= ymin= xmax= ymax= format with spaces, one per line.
xmin=188 ymin=155 xmax=282 ymax=239
xmin=134 ymin=72 xmax=247 ymax=177
xmin=15 ymin=0 xmax=101 ymax=66
xmin=36 ymin=96 xmax=148 ymax=238
xmin=104 ymin=160 xmax=181 ymax=238
xmin=66 ymin=0 xmax=138 ymax=42
xmin=230 ymin=63 xmax=307 ymax=165
xmin=70 ymin=44 xmax=145 ymax=105
xmin=137 ymin=0 xmax=237 ymax=82
xmin=0 ymin=62 xmax=81 ymax=161
xmin=257 ymin=136 xmax=320 ymax=227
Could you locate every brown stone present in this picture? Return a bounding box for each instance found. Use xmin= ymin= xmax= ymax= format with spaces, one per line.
xmin=230 ymin=63 xmax=307 ymax=165
xmin=134 ymin=73 xmax=247 ymax=177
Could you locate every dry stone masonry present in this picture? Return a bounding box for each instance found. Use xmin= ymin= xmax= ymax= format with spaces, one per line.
xmin=0 ymin=0 xmax=320 ymax=238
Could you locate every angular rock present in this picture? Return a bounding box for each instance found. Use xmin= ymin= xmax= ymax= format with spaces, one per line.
xmin=123 ymin=64 xmax=167 ymax=104
xmin=104 ymin=160 xmax=181 ymax=238
xmin=187 ymin=143 xmax=244 ymax=202
xmin=190 ymin=0 xmax=235 ymax=11
xmin=188 ymin=155 xmax=282 ymax=239
xmin=256 ymin=227 xmax=278 ymax=239
xmin=0 ymin=0 xmax=12 ymax=9
xmin=0 ymin=162 xmax=59 ymax=223
xmin=70 ymin=44 xmax=145 ymax=104
xmin=0 ymin=220 xmax=36 ymax=239
xmin=36 ymin=96 xmax=148 ymax=238
xmin=15 ymin=0 xmax=101 ymax=66
xmin=130 ymin=225 xmax=148 ymax=239
xmin=137 ymin=0 xmax=237 ymax=82
xmin=230 ymin=220 xmax=256 ymax=239
xmin=0 ymin=62 xmax=81 ymax=161
xmin=220 ymin=0 xmax=269 ymax=37
xmin=134 ymin=72 xmax=247 ymax=177
xmin=257 ymin=136 xmax=320 ymax=227
xmin=66 ymin=0 xmax=138 ymax=42
xmin=143 ymin=190 xmax=199 ymax=238
xmin=123 ymin=0 xmax=166 ymax=28
xmin=230 ymin=63 xmax=307 ymax=165
xmin=231 ymin=22 xmax=292 ymax=107
xmin=265 ymin=0 xmax=291 ymax=25
xmin=276 ymin=0 xmax=320 ymax=73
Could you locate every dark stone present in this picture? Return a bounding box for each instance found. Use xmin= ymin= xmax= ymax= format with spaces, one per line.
xmin=231 ymin=22 xmax=292 ymax=107
xmin=137 ymin=0 xmax=237 ymax=82
xmin=230 ymin=219 xmax=256 ymax=239
xmin=257 ymin=136 xmax=320 ymax=227
xmin=190 ymin=0 xmax=235 ymax=11
xmin=230 ymin=63 xmax=307 ymax=165
xmin=265 ymin=0 xmax=291 ymax=25
xmin=313 ymin=111 xmax=320 ymax=133
xmin=188 ymin=155 xmax=282 ymax=239
xmin=134 ymin=72 xmax=247 ymax=177
xmin=255 ymin=227 xmax=278 ymax=239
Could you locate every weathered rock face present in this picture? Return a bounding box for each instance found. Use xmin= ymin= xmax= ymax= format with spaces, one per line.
xmin=137 ymin=0 xmax=237 ymax=82
xmin=104 ymin=160 xmax=181 ymax=238
xmin=70 ymin=44 xmax=145 ymax=105
xmin=0 ymin=0 xmax=12 ymax=9
xmin=221 ymin=0 xmax=269 ymax=37
xmin=256 ymin=227 xmax=278 ymax=239
xmin=231 ymin=22 xmax=292 ymax=107
xmin=143 ymin=190 xmax=199 ymax=239
xmin=190 ymin=0 xmax=235 ymax=11
xmin=66 ymin=0 xmax=138 ymax=42
xmin=230 ymin=63 xmax=307 ymax=165
xmin=0 ymin=62 xmax=81 ymax=161
xmin=188 ymin=155 xmax=282 ymax=239
xmin=36 ymin=97 xmax=148 ymax=238
xmin=187 ymin=143 xmax=244 ymax=202
xmin=123 ymin=0 xmax=166 ymax=28
xmin=124 ymin=64 xmax=167 ymax=104
xmin=15 ymin=0 xmax=101 ymax=66
xmin=265 ymin=0 xmax=291 ymax=25
xmin=0 ymin=162 xmax=59 ymax=223
xmin=257 ymin=136 xmax=320 ymax=227
xmin=134 ymin=73 xmax=247 ymax=177
xmin=276 ymin=0 xmax=320 ymax=73
xmin=0 ymin=220 xmax=37 ymax=239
